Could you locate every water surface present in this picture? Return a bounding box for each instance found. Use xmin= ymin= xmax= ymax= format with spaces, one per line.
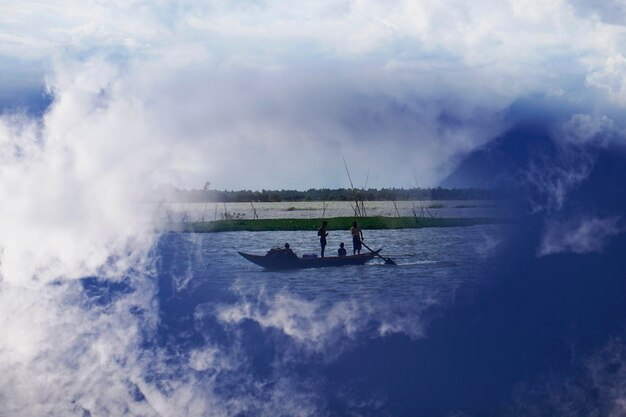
xmin=147 ymin=225 xmax=505 ymax=415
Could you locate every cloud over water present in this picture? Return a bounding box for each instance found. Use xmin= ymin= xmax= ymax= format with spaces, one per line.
xmin=2 ymin=1 xmax=626 ymax=415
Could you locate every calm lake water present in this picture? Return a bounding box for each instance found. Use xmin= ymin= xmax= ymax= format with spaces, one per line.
xmin=159 ymin=225 xmax=503 ymax=299
xmin=155 ymin=200 xmax=508 ymax=222
xmin=146 ymin=224 xmax=506 ymax=415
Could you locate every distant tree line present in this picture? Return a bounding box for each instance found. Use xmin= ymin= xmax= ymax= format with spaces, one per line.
xmin=153 ymin=186 xmax=507 ymax=203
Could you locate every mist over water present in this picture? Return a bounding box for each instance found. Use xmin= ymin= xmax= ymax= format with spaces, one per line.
xmin=2 ymin=1 xmax=626 ymax=413
xmin=2 ymin=80 xmax=626 ymax=415
xmin=128 ymin=226 xmax=504 ymax=416
xmin=0 ymin=217 xmax=505 ymax=416
xmin=0 ymin=55 xmax=508 ymax=414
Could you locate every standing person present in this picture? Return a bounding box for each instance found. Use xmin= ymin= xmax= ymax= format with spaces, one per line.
xmin=350 ymin=221 xmax=364 ymax=255
xmin=318 ymin=221 xmax=329 ymax=257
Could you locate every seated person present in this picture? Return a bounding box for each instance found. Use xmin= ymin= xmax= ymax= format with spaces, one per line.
xmin=338 ymin=242 xmax=347 ymax=257
xmin=266 ymin=243 xmax=297 ymax=258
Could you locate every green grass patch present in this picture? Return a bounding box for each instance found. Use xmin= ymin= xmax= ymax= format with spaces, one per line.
xmin=168 ymin=216 xmax=508 ymax=233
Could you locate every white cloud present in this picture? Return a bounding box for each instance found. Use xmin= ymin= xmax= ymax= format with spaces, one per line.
xmin=0 ymin=50 xmax=466 ymax=414
xmin=569 ymin=0 xmax=626 ymax=25
xmin=509 ymin=336 xmax=626 ymax=416
xmin=3 ymin=0 xmax=626 ymax=190
xmin=523 ymin=146 xmax=596 ymax=212
xmin=509 ymin=0 xmax=564 ymax=20
xmin=216 ymin=287 xmax=431 ymax=356
xmin=0 ymin=53 xmax=186 ymax=415
xmin=217 ymin=293 xmax=365 ymax=352
xmin=0 ymin=57 xmax=168 ymax=286
xmin=586 ymin=54 xmax=626 ymax=106
xmin=523 ymin=113 xmax=622 ymax=213
xmin=0 ymin=52 xmax=506 ymax=191
xmin=0 ymin=275 xmax=164 ymax=416
xmin=558 ymin=113 xmax=616 ymax=146
xmin=583 ymin=337 xmax=626 ymax=417
xmin=0 ymin=0 xmax=623 ymax=103
xmin=522 ymin=113 xmax=624 ymax=256
xmin=538 ymin=215 xmax=624 ymax=256
xmin=1 ymin=3 xmax=626 ymax=412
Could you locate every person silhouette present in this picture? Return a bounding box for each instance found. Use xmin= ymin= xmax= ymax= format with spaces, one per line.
xmin=266 ymin=243 xmax=296 ymax=258
xmin=350 ymin=221 xmax=363 ymax=255
xmin=318 ymin=221 xmax=329 ymax=257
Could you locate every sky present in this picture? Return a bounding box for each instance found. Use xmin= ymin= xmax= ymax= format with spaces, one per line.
xmin=1 ymin=0 xmax=626 ymax=191
xmin=2 ymin=2 xmax=626 ymax=416
xmin=4 ymin=0 xmax=623 ymax=283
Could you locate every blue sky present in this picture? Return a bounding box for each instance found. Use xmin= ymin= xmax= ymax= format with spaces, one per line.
xmin=2 ymin=0 xmax=626 ymax=190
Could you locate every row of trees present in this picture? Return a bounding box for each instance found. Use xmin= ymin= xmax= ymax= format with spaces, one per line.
xmin=152 ymin=186 xmax=506 ymax=203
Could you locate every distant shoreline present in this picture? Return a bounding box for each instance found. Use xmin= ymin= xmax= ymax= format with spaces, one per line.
xmin=164 ymin=216 xmax=510 ymax=233
xmin=152 ymin=187 xmax=508 ymax=204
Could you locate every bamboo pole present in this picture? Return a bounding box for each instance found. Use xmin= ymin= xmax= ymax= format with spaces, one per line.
xmin=181 ymin=203 xmax=189 ymax=223
xmin=343 ymin=156 xmax=362 ymax=218
xmin=202 ymin=202 xmax=209 ymax=222
xmin=250 ymin=202 xmax=258 ymax=219
xmin=392 ymin=200 xmax=400 ymax=217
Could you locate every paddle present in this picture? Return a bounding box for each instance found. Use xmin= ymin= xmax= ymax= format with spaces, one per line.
xmin=359 ymin=239 xmax=396 ymax=265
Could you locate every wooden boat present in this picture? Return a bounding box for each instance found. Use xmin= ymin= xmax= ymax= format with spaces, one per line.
xmin=238 ymin=249 xmax=381 ymax=270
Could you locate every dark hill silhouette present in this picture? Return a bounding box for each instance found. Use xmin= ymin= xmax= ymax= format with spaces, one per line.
xmin=329 ymin=98 xmax=626 ymax=416
xmin=440 ymin=95 xmax=581 ymax=189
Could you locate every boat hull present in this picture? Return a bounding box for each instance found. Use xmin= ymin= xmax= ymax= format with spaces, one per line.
xmin=238 ymin=250 xmax=381 ymax=270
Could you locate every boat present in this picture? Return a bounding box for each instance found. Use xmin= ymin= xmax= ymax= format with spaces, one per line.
xmin=238 ymin=249 xmax=382 ymax=270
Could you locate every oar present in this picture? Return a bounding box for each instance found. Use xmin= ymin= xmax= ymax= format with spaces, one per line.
xmin=359 ymin=240 xmax=396 ymax=265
